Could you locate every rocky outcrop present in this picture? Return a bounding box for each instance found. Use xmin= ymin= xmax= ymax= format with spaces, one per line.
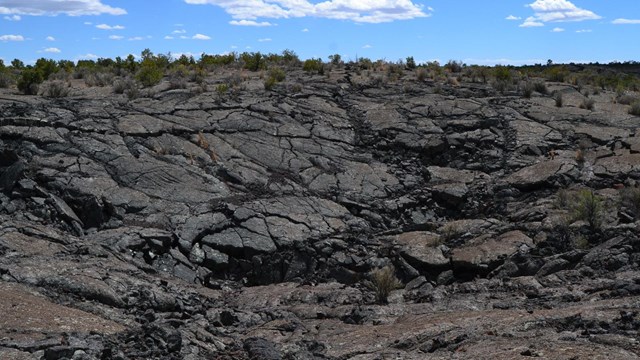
xmin=1 ymin=67 xmax=639 ymax=359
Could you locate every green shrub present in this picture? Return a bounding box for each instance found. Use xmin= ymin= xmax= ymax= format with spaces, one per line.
xmin=113 ymin=77 xmax=137 ymax=94
xmin=444 ymin=60 xmax=463 ymax=73
xmin=365 ymin=266 xmax=402 ymax=304
xmin=303 ymin=58 xmax=324 ymax=74
xmin=416 ymin=68 xmax=428 ymax=82
xmin=571 ymin=189 xmax=603 ymax=231
xmin=264 ymin=67 xmax=286 ymax=90
xmin=241 ymin=52 xmax=265 ymax=71
xmin=268 ymin=67 xmax=286 ymax=82
xmin=263 ymin=76 xmax=277 ymax=90
xmin=328 ymin=54 xmax=342 ymax=66
xmin=0 ymin=72 xmax=12 ymax=88
xmin=546 ymin=65 xmax=569 ymax=82
xmin=135 ymin=59 xmax=163 ymax=87
xmin=406 ymin=56 xmax=416 ymax=70
xmin=494 ymin=66 xmax=512 ymax=82
xmin=630 ymin=101 xmax=640 ymax=116
xmin=40 ymin=80 xmax=70 ymax=98
xmin=522 ymin=82 xmax=534 ymax=98
xmin=0 ymin=60 xmax=12 ymax=88
xmin=84 ymin=71 xmax=113 ymax=87
xmin=216 ymin=83 xmax=228 ymax=95
xmin=17 ymin=67 xmax=44 ymax=95
xmin=34 ymin=58 xmax=59 ymax=80
xmin=533 ymin=81 xmax=548 ymax=94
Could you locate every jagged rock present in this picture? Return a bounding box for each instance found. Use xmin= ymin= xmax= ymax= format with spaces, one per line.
xmin=394 ymin=232 xmax=450 ymax=273
xmin=451 ymin=230 xmax=534 ymax=275
xmin=1 ymin=67 xmax=640 ymax=359
xmin=506 ymin=160 xmax=578 ymax=189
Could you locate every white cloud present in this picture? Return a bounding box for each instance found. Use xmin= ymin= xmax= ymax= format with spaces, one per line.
xmin=551 ymin=27 xmax=564 ymax=32
xmin=0 ymin=0 xmax=126 ymax=16
xmin=576 ymin=29 xmax=592 ymax=33
xmin=231 ymin=45 xmax=238 ymax=49
xmin=109 ymin=35 xmax=123 ymax=40
xmin=612 ymin=18 xmax=640 ymax=25
xmin=192 ymin=33 xmax=211 ymax=40
xmin=184 ymin=0 xmax=431 ymax=24
xmin=172 ymin=29 xmax=187 ymax=34
xmin=229 ymin=19 xmax=274 ymax=26
xmin=164 ymin=35 xmax=174 ymax=40
xmin=128 ymin=36 xmax=145 ymax=41
xmin=505 ymin=15 xmax=521 ymax=20
xmin=519 ymin=17 xmax=544 ymax=27
xmin=520 ymin=0 xmax=600 ymax=27
xmin=0 ymin=34 xmax=24 ymax=41
xmin=84 ymin=21 xmax=92 ymax=25
xmin=46 ymin=36 xmax=55 ymax=41
xmin=301 ymin=28 xmax=309 ymax=32
xmin=96 ymin=23 xmax=125 ymax=30
xmin=362 ymin=44 xmax=372 ymax=49
xmin=76 ymin=53 xmax=99 ymax=60
xmin=258 ymin=38 xmax=272 ymax=42
xmin=180 ymin=35 xmax=189 ymax=39
xmin=43 ymin=47 xmax=61 ymax=53
xmin=3 ymin=14 xmax=20 ymax=21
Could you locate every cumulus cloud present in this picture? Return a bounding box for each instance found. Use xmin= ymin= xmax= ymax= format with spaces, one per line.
xmin=46 ymin=35 xmax=55 ymax=41
xmin=184 ymin=0 xmax=431 ymax=24
xmin=76 ymin=53 xmax=99 ymax=60
xmin=128 ymin=36 xmax=145 ymax=41
xmin=43 ymin=47 xmax=60 ymax=53
xmin=258 ymin=38 xmax=272 ymax=42
xmin=109 ymin=35 xmax=123 ymax=40
xmin=551 ymin=27 xmax=564 ymax=32
xmin=96 ymin=23 xmax=124 ymax=30
xmin=519 ymin=17 xmax=544 ymax=27
xmin=164 ymin=35 xmax=174 ymax=40
xmin=301 ymin=28 xmax=309 ymax=32
xmin=192 ymin=33 xmax=211 ymax=40
xmin=0 ymin=0 xmax=126 ymax=16
xmin=505 ymin=15 xmax=521 ymax=20
xmin=0 ymin=34 xmax=24 ymax=41
xmin=3 ymin=14 xmax=20 ymax=20
xmin=520 ymin=0 xmax=600 ymax=27
xmin=172 ymin=29 xmax=187 ymax=34
xmin=362 ymin=44 xmax=372 ymax=48
xmin=229 ymin=19 xmax=274 ymax=26
xmin=612 ymin=18 xmax=640 ymax=25
xmin=575 ymin=29 xmax=592 ymax=33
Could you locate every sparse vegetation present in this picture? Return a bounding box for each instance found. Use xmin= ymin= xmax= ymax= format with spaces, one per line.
xmin=303 ymin=58 xmax=324 ymax=74
xmin=629 ymin=101 xmax=640 ymax=116
xmin=365 ymin=266 xmax=402 ymax=304
xmin=113 ymin=77 xmax=138 ymax=95
xmin=579 ymin=97 xmax=595 ymax=110
xmin=264 ymin=66 xmax=286 ymax=90
xmin=571 ymin=189 xmax=604 ymax=231
xmin=40 ymin=80 xmax=70 ymax=98
xmin=554 ymin=92 xmax=564 ymax=107
xmin=405 ymin=56 xmax=416 ymax=70
xmin=533 ymin=81 xmax=548 ymax=94
xmin=17 ymin=67 xmax=44 ymax=95
xmin=136 ymin=59 xmax=163 ymax=87
xmin=522 ymin=82 xmax=534 ymax=98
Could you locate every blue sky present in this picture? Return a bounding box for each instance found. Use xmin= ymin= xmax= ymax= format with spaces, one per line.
xmin=1 ymin=0 xmax=639 ymax=66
